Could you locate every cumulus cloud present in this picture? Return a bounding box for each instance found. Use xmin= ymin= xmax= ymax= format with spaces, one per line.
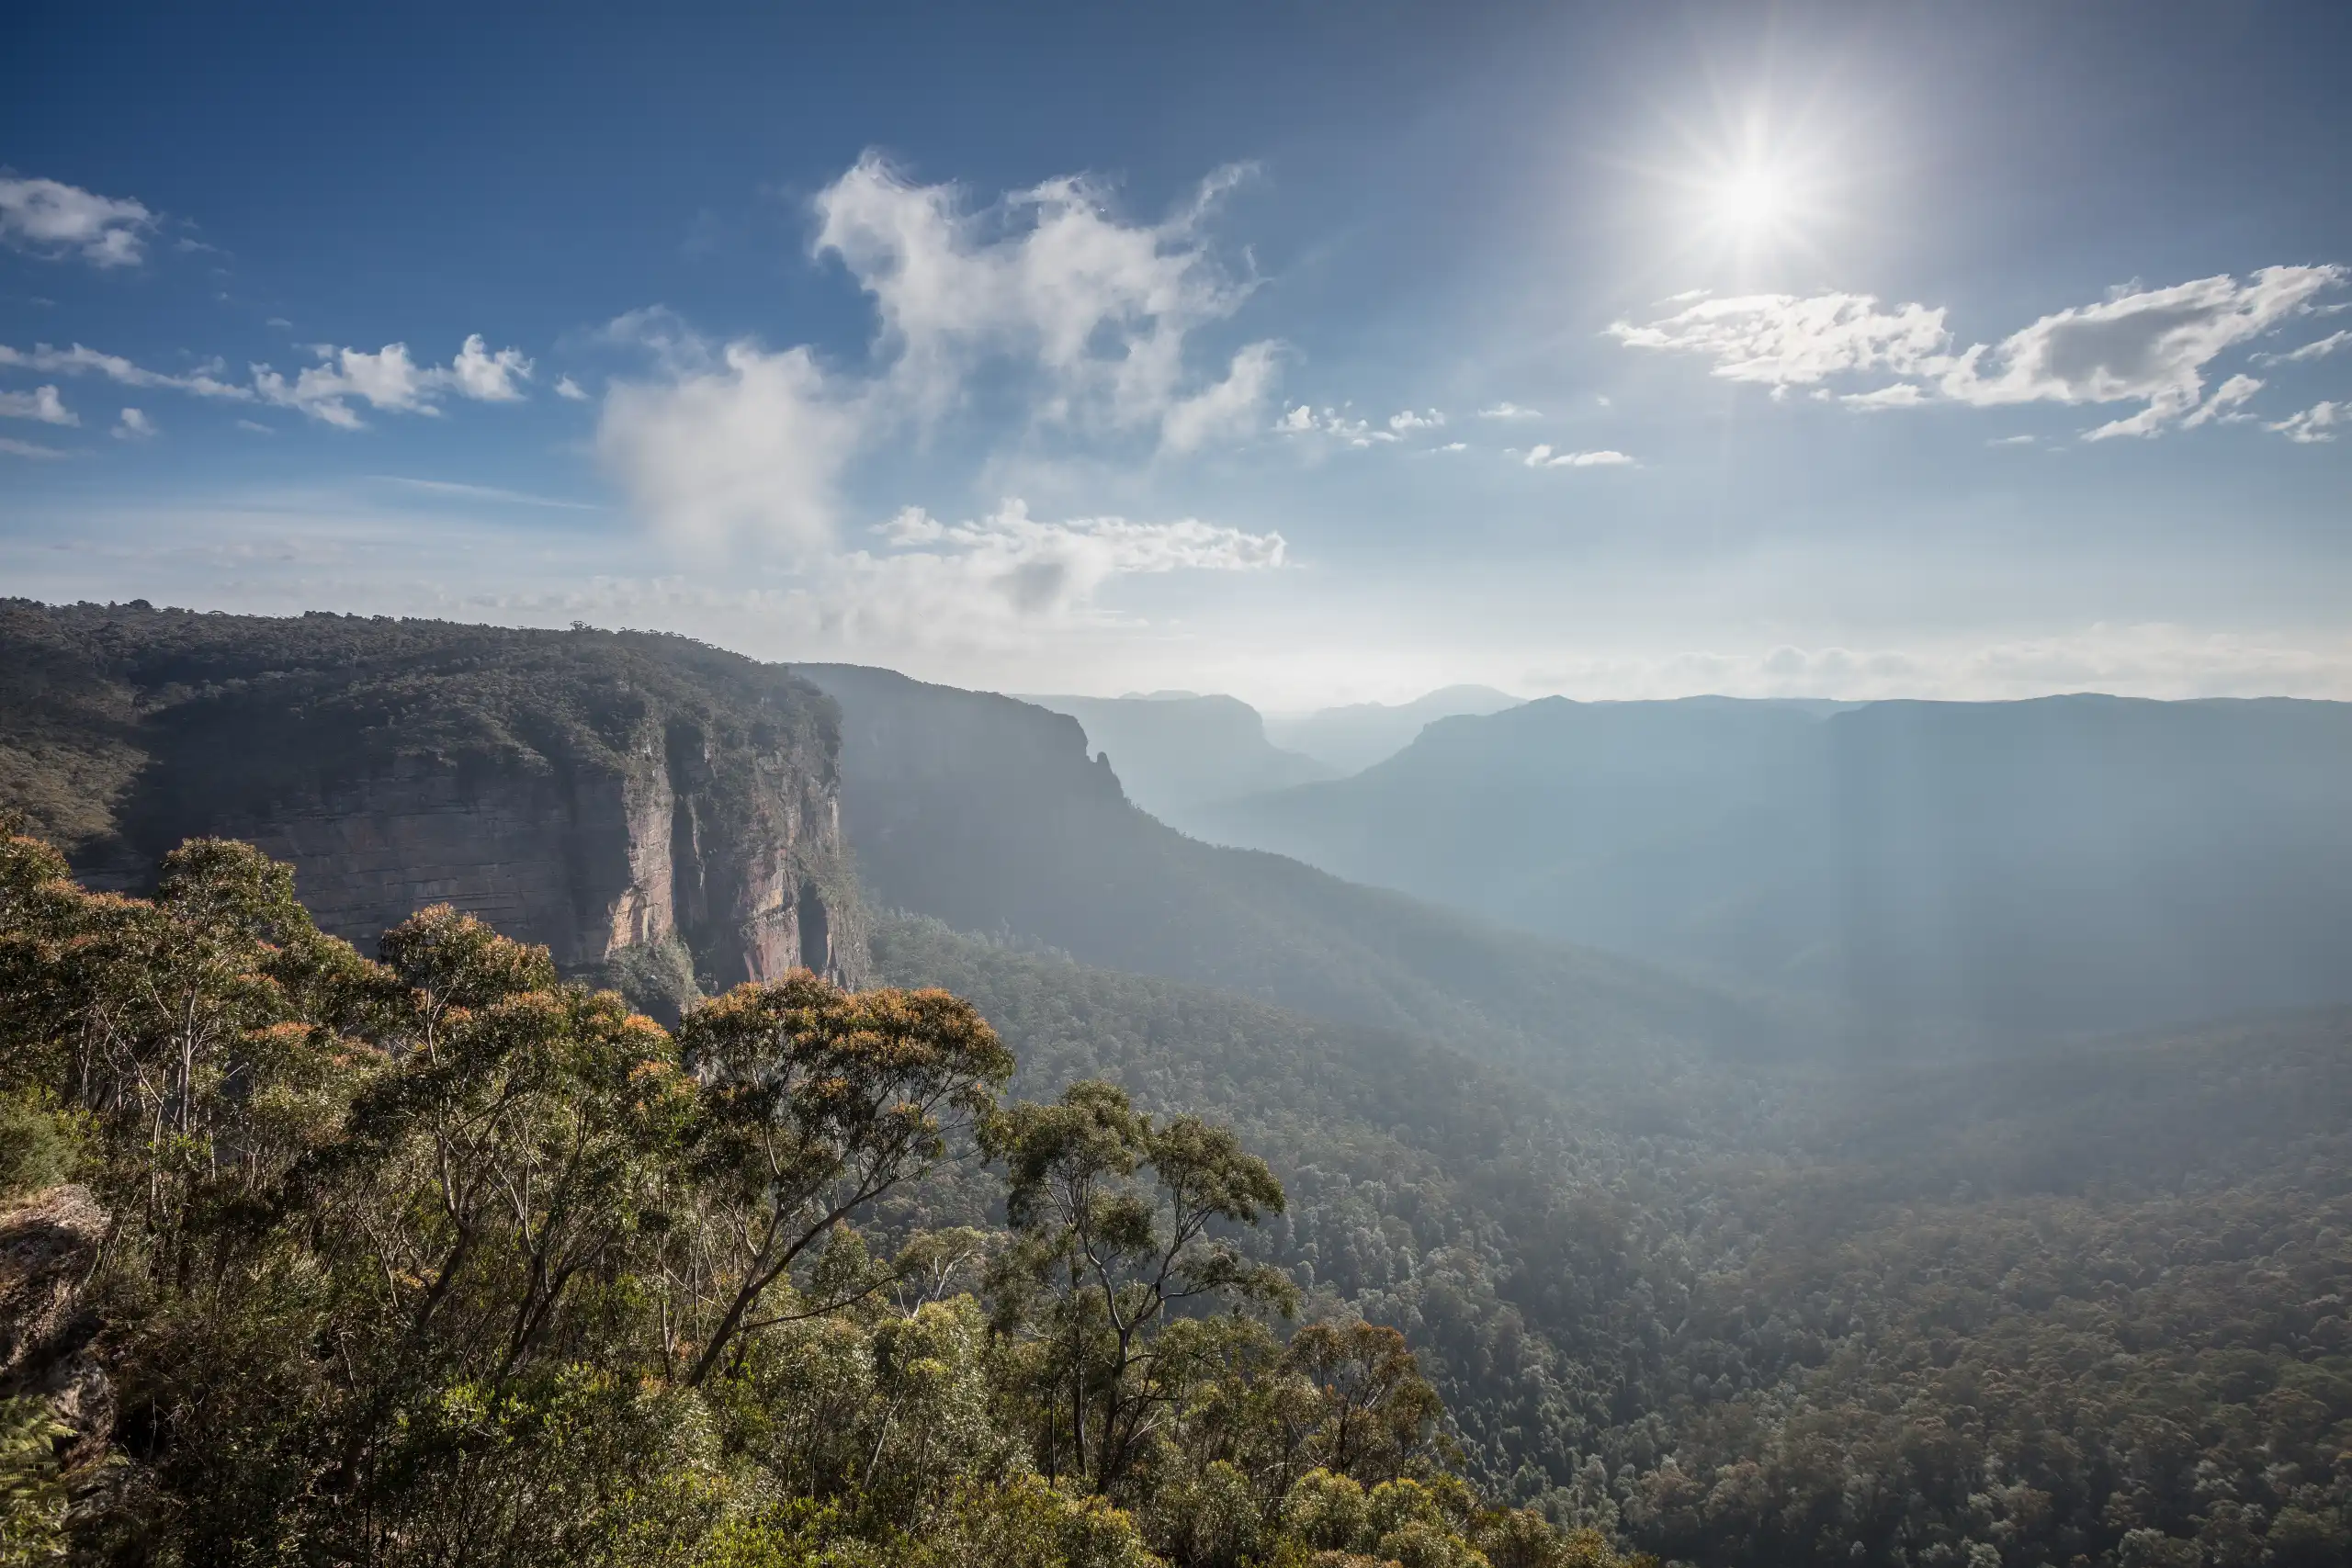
xmin=449 ymin=333 xmax=533 ymax=400
xmin=1274 ymin=404 xmax=1398 ymax=447
xmin=0 ymin=176 xmax=155 ymax=266
xmin=1387 ymin=409 xmax=1445 ymax=432
xmin=254 ymin=336 xmax=537 ymax=427
xmin=2268 ymin=400 xmax=2345 ymax=443
xmin=111 ymin=407 xmax=154 ymax=440
xmin=1609 ymin=265 xmax=2346 ymax=440
xmin=1477 ymin=402 xmax=1543 ymax=420
xmin=0 ymin=384 xmax=76 ymax=425
xmin=1948 ymin=267 xmax=2341 ymax=438
xmin=555 ymin=374 xmax=590 ymax=401
xmin=1521 ymin=444 xmax=1633 ymax=468
xmin=597 ymin=154 xmax=1280 ymax=553
xmin=812 ymin=152 xmax=1273 ymax=448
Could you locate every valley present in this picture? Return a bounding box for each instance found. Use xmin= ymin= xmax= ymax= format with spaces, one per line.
xmin=4 ymin=601 xmax=2349 ymax=1566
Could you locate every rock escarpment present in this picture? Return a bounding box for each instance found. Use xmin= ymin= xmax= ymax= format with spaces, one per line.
xmin=1 ymin=602 xmax=864 ymax=993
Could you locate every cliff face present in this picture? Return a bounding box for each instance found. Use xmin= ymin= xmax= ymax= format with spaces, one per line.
xmin=2 ymin=603 xmax=861 ymax=990
xmin=220 ymin=732 xmax=843 ymax=986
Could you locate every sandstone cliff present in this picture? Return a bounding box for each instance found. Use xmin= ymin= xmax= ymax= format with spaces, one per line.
xmin=1 ymin=602 xmax=865 ymax=995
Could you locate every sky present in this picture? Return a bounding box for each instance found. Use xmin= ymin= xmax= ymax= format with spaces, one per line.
xmin=3 ymin=0 xmax=2349 ymax=710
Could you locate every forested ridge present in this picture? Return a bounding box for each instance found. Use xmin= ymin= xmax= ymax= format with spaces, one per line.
xmin=0 ymin=820 xmax=1634 ymax=1568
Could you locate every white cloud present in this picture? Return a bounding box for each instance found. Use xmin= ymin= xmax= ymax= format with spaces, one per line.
xmin=1274 ymin=404 xmax=1398 ymax=447
xmin=597 ymin=154 xmax=1280 ymax=554
xmin=1437 ymin=441 xmax=1467 ymax=453
xmin=1839 ymin=382 xmax=1927 ymax=411
xmin=1609 ymin=292 xmax=1951 ymax=386
xmin=0 ymin=176 xmax=154 ymax=266
xmin=0 ymin=436 xmax=70 ymax=459
xmin=555 ymin=374 xmax=590 ymax=401
xmin=234 ymin=419 xmax=274 ymax=434
xmin=2268 ymin=400 xmax=2345 ymax=443
xmin=1950 ymin=267 xmax=2340 ymax=438
xmin=2254 ymin=328 xmax=2351 ymax=365
xmin=111 ymin=407 xmax=154 ymax=440
xmin=1988 ymin=434 xmax=2038 ymax=447
xmin=811 ymin=151 xmax=1274 ymax=451
xmin=1 ymin=342 xmax=252 ymax=400
xmin=1521 ymin=444 xmax=1633 ymax=468
xmin=1477 ymin=401 xmax=1543 ymax=420
xmin=1608 ymin=265 xmax=2346 ymax=440
xmin=450 ymin=333 xmax=533 ymax=400
xmin=837 ymin=498 xmax=1284 ymax=635
xmin=599 ymin=338 xmax=858 ymax=554
xmin=253 ymin=336 xmax=537 ymax=427
xmin=1162 ymin=340 xmax=1281 ymax=454
xmin=0 ymin=384 xmax=76 ymax=425
xmin=1387 ymin=408 xmax=1445 ymax=432
xmin=2179 ymin=372 xmax=2263 ymax=429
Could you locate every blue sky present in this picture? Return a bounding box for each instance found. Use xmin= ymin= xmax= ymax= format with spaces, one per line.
xmin=4 ymin=0 xmax=2348 ymax=707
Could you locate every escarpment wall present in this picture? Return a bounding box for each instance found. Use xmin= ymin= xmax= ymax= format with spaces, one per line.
xmin=2 ymin=604 xmax=862 ymax=990
xmin=221 ymin=722 xmax=851 ymax=987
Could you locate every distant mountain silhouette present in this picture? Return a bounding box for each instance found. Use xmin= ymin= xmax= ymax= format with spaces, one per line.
xmin=1021 ymin=692 xmax=1334 ymax=834
xmin=1264 ymin=684 xmax=1524 ymax=774
xmin=793 ymin=664 xmax=1802 ymax=1064
xmin=1204 ymin=694 xmax=2352 ymax=1033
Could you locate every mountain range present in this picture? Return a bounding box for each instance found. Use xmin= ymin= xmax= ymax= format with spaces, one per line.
xmin=1202 ymin=692 xmax=2352 ymax=1033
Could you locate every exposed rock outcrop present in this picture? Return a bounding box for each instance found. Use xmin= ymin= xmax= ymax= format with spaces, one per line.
xmin=2 ymin=603 xmax=867 ymax=992
xmin=0 ymin=1184 xmax=112 ymax=1474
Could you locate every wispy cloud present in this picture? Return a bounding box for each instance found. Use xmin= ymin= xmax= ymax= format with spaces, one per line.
xmin=1476 ymin=401 xmax=1543 ymax=421
xmin=370 ymin=475 xmax=602 ymax=510
xmin=2268 ymin=400 xmax=2345 ymax=443
xmin=1521 ymin=444 xmax=1633 ymax=468
xmin=0 ymin=436 xmax=72 ymax=459
xmin=2254 ymin=329 xmax=2351 ymax=366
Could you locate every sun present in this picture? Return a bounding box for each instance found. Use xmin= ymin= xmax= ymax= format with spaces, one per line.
xmin=1714 ymin=167 xmax=1786 ymax=233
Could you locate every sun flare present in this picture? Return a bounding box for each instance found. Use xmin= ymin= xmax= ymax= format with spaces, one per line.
xmin=1715 ymin=167 xmax=1786 ymax=232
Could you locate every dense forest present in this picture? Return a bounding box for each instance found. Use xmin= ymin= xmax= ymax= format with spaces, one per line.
xmin=866 ymin=918 xmax=2352 ymax=1568
xmin=0 ymin=819 xmax=1634 ymax=1568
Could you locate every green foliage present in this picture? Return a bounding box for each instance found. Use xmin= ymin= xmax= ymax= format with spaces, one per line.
xmin=0 ymin=829 xmax=1624 ymax=1568
xmin=870 ymin=912 xmax=2352 ymax=1568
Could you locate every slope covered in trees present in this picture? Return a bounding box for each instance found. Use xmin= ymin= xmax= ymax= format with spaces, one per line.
xmin=869 ymin=915 xmax=2352 ymax=1567
xmin=0 ymin=822 xmax=1630 ymax=1568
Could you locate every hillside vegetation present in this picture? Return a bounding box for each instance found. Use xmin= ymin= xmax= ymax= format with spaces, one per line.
xmin=0 ymin=822 xmax=1634 ymax=1568
xmin=871 ymin=913 xmax=2352 ymax=1567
